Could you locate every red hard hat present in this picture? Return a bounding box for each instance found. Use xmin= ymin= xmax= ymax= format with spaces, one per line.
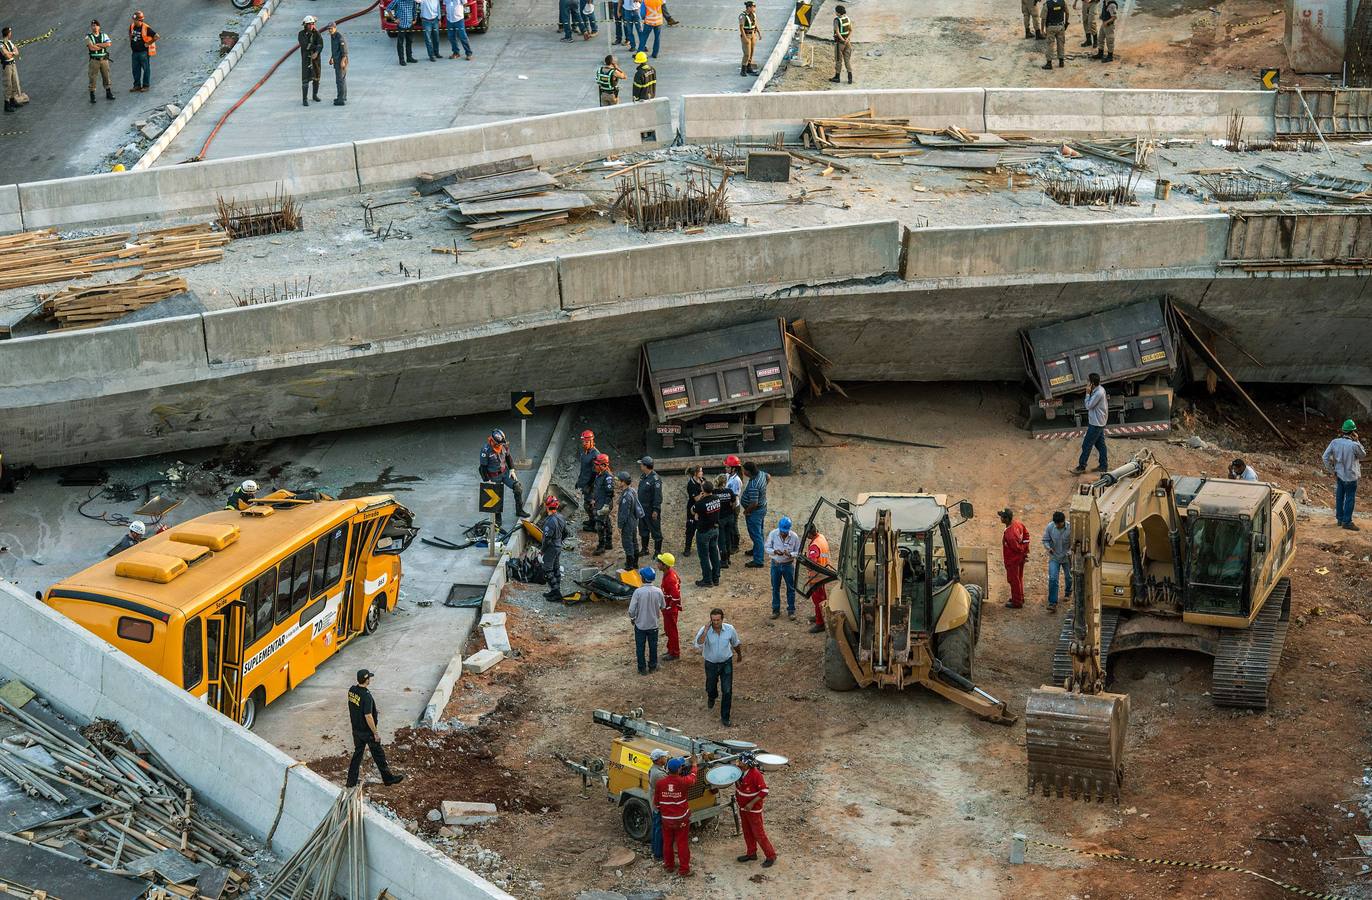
xmin=580 ymin=430 xmax=595 ymax=440
xmin=595 ymin=453 xmax=610 ymax=465
xmin=544 ymin=496 xmax=560 ymax=510
xmin=725 ymin=454 xmax=741 ymax=467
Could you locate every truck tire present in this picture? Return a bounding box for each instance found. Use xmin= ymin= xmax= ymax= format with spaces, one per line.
xmin=823 ymin=635 xmax=858 ymax=692
xmin=968 ymin=585 xmax=983 ymax=646
xmin=937 ymin=618 xmax=974 ymax=682
xmin=621 ymin=796 xmax=651 ymax=843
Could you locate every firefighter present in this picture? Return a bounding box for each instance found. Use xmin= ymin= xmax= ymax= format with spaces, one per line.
xmin=632 ymin=51 xmax=656 ymax=102
xmin=106 ymin=521 xmax=146 ymax=558
xmin=738 ymin=1 xmax=760 ymax=77
xmin=592 ymin=453 xmax=616 ymax=555
xmin=541 ymin=497 xmax=567 ymax=601
xmin=225 ymin=479 xmax=258 ymax=510
xmin=734 ymin=752 xmax=777 ymax=867
xmin=298 ymin=16 xmax=324 ymax=107
xmin=654 ymin=755 xmax=698 ymax=876
xmin=803 ymin=523 xmax=829 ymax=633
xmin=596 ymin=54 xmax=626 ymax=106
xmin=576 ymin=430 xmax=600 ymax=532
xmin=479 ymin=429 xmax=529 ymax=527
xmin=638 ymin=456 xmax=664 ymax=558
xmin=618 ymin=471 xmax=645 ymax=570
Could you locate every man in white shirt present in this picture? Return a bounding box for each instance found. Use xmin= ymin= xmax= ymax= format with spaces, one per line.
xmin=1228 ymin=458 xmax=1258 ymax=482
xmin=419 ymin=0 xmax=442 ymax=60
xmin=765 ymin=516 xmax=802 ymax=620
xmin=693 ymin=607 xmax=742 ymax=726
xmin=1071 ymin=372 xmax=1109 ymax=475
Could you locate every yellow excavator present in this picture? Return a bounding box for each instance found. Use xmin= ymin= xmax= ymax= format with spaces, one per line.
xmin=1026 ymin=450 xmax=1296 ymax=802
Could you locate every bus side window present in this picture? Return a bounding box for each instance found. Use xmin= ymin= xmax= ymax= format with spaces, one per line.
xmin=275 ymin=556 xmax=295 ymax=624
xmin=240 ymin=580 xmax=258 ymax=644
xmin=184 ymin=616 xmax=204 ymax=690
xmin=253 ymin=569 xmax=277 ymax=643
xmin=313 ymin=525 xmax=348 ymax=595
xmin=289 ymin=545 xmax=315 ymax=614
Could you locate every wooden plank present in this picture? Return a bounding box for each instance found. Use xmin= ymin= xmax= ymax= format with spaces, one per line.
xmin=442 ymin=170 xmax=557 ymax=202
xmin=906 ymin=150 xmax=1002 ymax=169
xmin=457 ymin=193 xmax=593 ymax=216
xmin=465 ymin=210 xmax=568 ymax=231
xmin=418 ymin=155 xmax=535 ymax=194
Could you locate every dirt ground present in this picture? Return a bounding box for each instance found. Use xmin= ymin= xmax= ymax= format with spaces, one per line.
xmin=771 ymin=0 xmax=1319 ymax=93
xmin=304 ymin=383 xmax=1372 ymax=899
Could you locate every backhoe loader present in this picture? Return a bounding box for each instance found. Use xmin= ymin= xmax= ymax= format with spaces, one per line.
xmin=798 ymin=494 xmax=1015 ymax=725
xmin=1026 ymin=450 xmax=1296 ymax=802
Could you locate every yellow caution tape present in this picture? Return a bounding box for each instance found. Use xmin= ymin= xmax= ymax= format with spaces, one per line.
xmin=16 ymin=28 xmax=55 ymax=48
xmin=1025 ymin=838 xmax=1350 ymax=900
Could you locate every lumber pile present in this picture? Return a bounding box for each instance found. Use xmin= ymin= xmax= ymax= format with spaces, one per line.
xmin=40 ymin=275 xmax=189 ymax=329
xmin=803 ymin=108 xmax=981 ymax=158
xmin=442 ymin=166 xmax=590 ymax=241
xmin=0 ymin=223 xmax=228 ymax=291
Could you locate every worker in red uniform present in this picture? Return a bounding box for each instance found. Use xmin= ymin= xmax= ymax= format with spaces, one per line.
xmin=657 ymin=552 xmax=682 ymax=660
xmin=654 ymin=755 xmax=697 ymax=876
xmin=999 ymin=507 xmax=1030 ymax=609
xmin=734 ymin=752 xmax=777 ymax=867
xmin=802 ymin=523 xmax=829 ymax=634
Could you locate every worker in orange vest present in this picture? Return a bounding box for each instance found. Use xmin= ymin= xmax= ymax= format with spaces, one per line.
xmin=733 ymin=752 xmax=777 ymax=867
xmin=654 ymin=755 xmax=697 ymax=876
xmin=640 ymin=0 xmax=664 ymax=58
xmin=128 ymin=11 xmax=157 ymax=93
xmin=803 ymin=523 xmax=829 ymax=633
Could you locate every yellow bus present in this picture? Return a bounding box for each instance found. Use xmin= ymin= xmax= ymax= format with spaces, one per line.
xmin=42 ymin=491 xmax=417 ymax=728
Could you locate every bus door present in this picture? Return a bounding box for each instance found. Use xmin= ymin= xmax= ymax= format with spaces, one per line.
xmin=342 ymin=517 xmax=383 ymax=637
xmin=207 ymin=602 xmax=246 ymax=723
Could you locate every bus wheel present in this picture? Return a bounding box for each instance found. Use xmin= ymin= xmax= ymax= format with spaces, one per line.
xmin=364 ymin=597 xmax=384 ymax=635
xmin=240 ymin=689 xmax=263 ymax=730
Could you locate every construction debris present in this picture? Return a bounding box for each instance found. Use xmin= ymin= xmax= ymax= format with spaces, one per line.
xmin=418 ymin=154 xmax=535 ymax=196
xmin=264 ymin=786 xmax=366 ymax=899
xmin=803 ymin=108 xmax=986 ymax=157
xmin=442 ymin=167 xmax=588 ymax=241
xmin=611 ymin=168 xmax=730 ymax=232
xmin=228 ymin=277 xmax=315 ymax=308
xmin=1195 ymin=172 xmax=1291 ymax=202
xmin=462 ymin=648 xmax=506 ymax=674
xmin=0 ymin=224 xmax=228 ymax=292
xmin=440 ymin=801 xmax=499 ymax=826
xmin=1041 ymin=173 xmax=1139 ymax=207
xmin=39 ymin=275 xmax=189 ymax=329
xmin=214 ymin=188 xmax=303 ymax=239
xmin=1255 ymin=163 xmax=1372 ymax=202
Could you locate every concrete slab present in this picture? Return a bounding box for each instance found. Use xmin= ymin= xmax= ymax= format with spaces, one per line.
xmin=0 ymin=184 xmax=22 ymax=234
xmin=461 ymin=648 xmax=505 ymax=674
xmin=681 ymin=88 xmax=988 ymax=143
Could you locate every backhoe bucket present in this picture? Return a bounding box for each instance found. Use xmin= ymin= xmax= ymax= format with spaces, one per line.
xmin=1025 ymin=686 xmax=1129 ymax=803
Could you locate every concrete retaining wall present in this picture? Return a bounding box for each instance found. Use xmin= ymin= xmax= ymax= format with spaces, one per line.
xmin=0 ymin=184 xmax=22 ymax=233
xmin=558 ymin=221 xmax=902 ymax=308
xmin=982 ymin=88 xmax=1274 ymax=138
xmin=902 ymin=215 xmax=1231 ymax=280
xmin=0 ymin=583 xmax=509 ymax=900
xmin=681 ymin=89 xmax=987 ymax=143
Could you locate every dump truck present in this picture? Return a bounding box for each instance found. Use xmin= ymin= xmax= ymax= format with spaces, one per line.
xmin=1026 ymin=450 xmax=1296 ymax=802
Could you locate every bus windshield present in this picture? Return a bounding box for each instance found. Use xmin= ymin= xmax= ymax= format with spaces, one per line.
xmin=1187 ymin=516 xmax=1248 ymax=614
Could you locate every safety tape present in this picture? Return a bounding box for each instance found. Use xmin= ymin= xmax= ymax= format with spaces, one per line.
xmin=0 ymin=131 xmax=27 ymax=137
xmin=374 ymin=22 xmax=740 ymax=32
xmin=1024 ymin=838 xmax=1351 ymax=900
xmin=16 ymin=28 xmax=56 ymax=48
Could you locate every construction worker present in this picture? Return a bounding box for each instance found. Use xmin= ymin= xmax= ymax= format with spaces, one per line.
xmin=1228 ymin=458 xmax=1258 ymax=482
xmin=693 ymin=607 xmax=741 ymax=727
xmin=325 ymin=22 xmax=348 ymax=106
xmin=803 ymin=523 xmax=829 ymax=633
xmin=723 ymin=455 xmax=743 ymax=556
xmin=1095 ymin=0 xmax=1118 ymax=62
xmin=1000 ymin=508 xmax=1030 ymax=609
xmin=1042 ymin=510 xmax=1071 ymax=614
xmin=541 ymin=497 xmax=567 ymax=602
xmin=658 ymin=552 xmax=682 ymax=660
xmin=1021 ymin=0 xmax=1044 ymax=39
xmin=632 ymin=51 xmax=656 ymax=101
xmin=692 ymin=480 xmax=722 ymax=588
xmin=1075 ymin=0 xmax=1099 ymax=47
xmin=734 ymin=752 xmax=777 ymax=867
xmin=618 ymin=471 xmax=645 ymax=569
xmin=738 ymin=1 xmax=760 ymax=77
xmin=592 ymin=453 xmax=616 ymax=554
xmin=647 ymin=748 xmax=669 ymax=860
xmin=711 ymin=474 xmax=736 ymax=570
xmin=1 ymin=27 xmax=21 ymax=114
xmin=638 ymin=456 xmax=664 ymax=558
xmin=386 ymin=0 xmax=419 ymax=66
xmin=641 ymin=0 xmax=664 ymax=58
xmin=683 ymin=466 xmax=708 ymax=554
xmin=1322 ymin=420 xmax=1366 ymax=531
xmin=1041 ymin=0 xmax=1069 ymax=69
xmin=1071 ymin=372 xmax=1109 ymax=474
xmin=576 ymin=430 xmax=600 ymax=532
xmin=345 ymin=670 xmax=405 ymax=788
xmin=655 ymin=755 xmax=698 ymax=876
xmin=766 ymin=516 xmax=800 ymax=619
xmin=829 ymin=5 xmax=853 ymax=84
xmin=596 ymin=55 xmax=627 ymax=106
xmin=128 ymin=12 xmax=156 ymax=94
xmin=86 ymin=20 xmax=114 ymax=104
xmin=299 ymin=16 xmax=324 ymax=107
xmin=225 ymin=479 xmax=258 ymax=510
xmin=740 ymin=461 xmax=769 ymax=567
xmin=106 ymin=521 xmax=146 ymax=557
xmin=628 ymin=566 xmax=664 ymax=675
xmin=479 ymin=429 xmax=529 ymax=526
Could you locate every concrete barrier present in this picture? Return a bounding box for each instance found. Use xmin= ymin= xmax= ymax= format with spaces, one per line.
xmin=901 ymin=215 xmax=1231 ymax=280
xmin=202 ymin=261 xmax=560 ymax=362
xmin=0 ymin=183 xmax=22 ymax=232
xmin=558 ymin=220 xmax=902 ymax=308
xmin=19 ymin=142 xmax=360 ymax=229
xmin=681 ymin=89 xmax=987 ymax=143
xmin=354 ymin=101 xmax=673 ymax=190
xmin=982 ymin=88 xmax=1274 ymax=138
xmin=0 ymin=583 xmax=510 ymax=900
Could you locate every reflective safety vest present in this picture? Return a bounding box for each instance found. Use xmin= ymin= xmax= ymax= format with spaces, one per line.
xmin=834 ymin=15 xmax=851 ymax=38
xmin=739 ymin=11 xmax=758 ymax=33
xmin=643 ymin=0 xmax=664 ymax=26
xmin=633 ymin=63 xmax=656 ymax=96
xmin=86 ymin=32 xmax=110 ymax=59
xmin=596 ymin=65 xmax=620 ymax=91
xmin=805 ymin=533 xmax=830 ymax=588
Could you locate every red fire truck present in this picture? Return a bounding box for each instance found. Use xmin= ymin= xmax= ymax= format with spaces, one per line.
xmin=380 ymin=0 xmax=492 ymax=36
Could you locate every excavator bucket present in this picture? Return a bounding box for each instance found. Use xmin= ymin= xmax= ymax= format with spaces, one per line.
xmin=1025 ymin=686 xmax=1129 ymax=803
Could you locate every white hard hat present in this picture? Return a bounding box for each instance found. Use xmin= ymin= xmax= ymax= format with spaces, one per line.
xmin=303 ymin=15 xmax=317 ymax=24
xmin=242 ymin=479 xmax=258 ymax=493
xmin=129 ymin=521 xmax=147 ymax=536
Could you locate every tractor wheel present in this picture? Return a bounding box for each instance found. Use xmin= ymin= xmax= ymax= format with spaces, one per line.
xmin=937 ymin=618 xmax=975 ymax=682
xmin=621 ymin=796 xmax=651 ymax=843
xmin=823 ymin=634 xmax=858 ymax=692
xmin=968 ymin=585 xmax=983 ymax=646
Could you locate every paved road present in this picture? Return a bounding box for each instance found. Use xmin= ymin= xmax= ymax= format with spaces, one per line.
xmin=159 ymin=0 xmax=793 ymax=164
xmin=1 ymin=2 xmax=259 ymax=183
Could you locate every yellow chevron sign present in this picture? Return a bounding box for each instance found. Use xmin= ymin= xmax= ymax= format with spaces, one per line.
xmin=479 ymin=482 xmax=504 ymax=512
xmin=511 ymin=391 xmax=535 ymax=418
xmin=1260 ymin=68 xmax=1279 ymax=90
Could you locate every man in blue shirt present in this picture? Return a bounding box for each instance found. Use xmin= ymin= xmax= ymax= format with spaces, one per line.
xmin=1070 ymin=372 xmax=1108 ymax=475
xmin=386 ymin=0 xmax=419 ymax=65
xmin=765 ymin=516 xmax=801 ymax=618
xmin=1323 ymin=420 xmax=1366 ymax=530
xmin=693 ymin=607 xmax=742 ymax=726
xmin=740 ymin=461 xmax=769 ymax=567
xmin=1041 ymin=511 xmax=1071 ymax=613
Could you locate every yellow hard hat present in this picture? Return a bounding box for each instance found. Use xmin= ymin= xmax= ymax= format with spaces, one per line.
xmin=111 ymin=164 xmax=126 ymax=172
xmin=634 ymin=51 xmax=648 ymax=63
xmin=656 ymin=552 xmax=676 ymax=567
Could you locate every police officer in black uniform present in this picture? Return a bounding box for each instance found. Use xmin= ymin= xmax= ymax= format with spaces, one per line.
xmin=637 ymin=456 xmax=664 ymax=559
xmin=345 ymin=670 xmax=404 ymax=788
xmin=541 ymin=497 xmax=568 ymax=601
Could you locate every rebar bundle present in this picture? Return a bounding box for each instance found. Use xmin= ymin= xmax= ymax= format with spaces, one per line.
xmin=229 ymin=276 xmax=315 ymax=307
xmin=216 ymin=187 xmax=303 ymax=239
xmin=1041 ymin=174 xmax=1137 ymax=207
xmin=1196 ymin=172 xmax=1291 ymax=202
xmin=612 ymin=168 xmax=731 ymax=232
xmin=263 ymin=786 xmax=367 ymax=900
xmin=1221 ymin=111 xmax=1315 ymax=152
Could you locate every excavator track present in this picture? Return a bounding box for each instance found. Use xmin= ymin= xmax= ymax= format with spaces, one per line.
xmin=1210 ymin=578 xmax=1290 ymax=709
xmin=1050 ymin=607 xmax=1122 ymax=686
